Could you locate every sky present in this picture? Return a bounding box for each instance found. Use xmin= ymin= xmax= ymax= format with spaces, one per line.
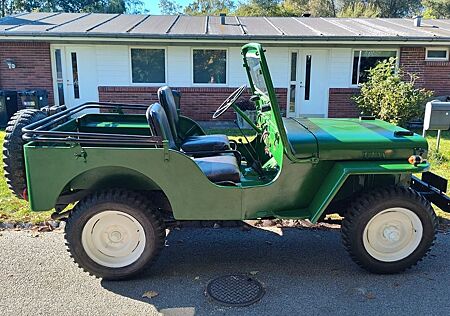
xmin=142 ymin=0 xmax=191 ymax=14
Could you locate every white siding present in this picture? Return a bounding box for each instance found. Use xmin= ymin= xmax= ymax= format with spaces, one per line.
xmin=265 ymin=47 xmax=289 ymax=88
xmin=90 ymin=44 xmax=348 ymax=89
xmin=96 ymin=45 xmax=130 ymax=85
xmin=56 ymin=43 xmax=355 ymax=91
xmin=167 ymin=46 xmax=190 ymax=86
xmin=228 ymin=47 xmax=247 ymax=86
xmin=329 ymin=48 xmax=353 ymax=87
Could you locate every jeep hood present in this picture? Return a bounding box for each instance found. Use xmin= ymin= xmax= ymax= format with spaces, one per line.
xmin=284 ymin=117 xmax=428 ymax=161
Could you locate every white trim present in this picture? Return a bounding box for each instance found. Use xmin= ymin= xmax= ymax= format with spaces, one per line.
xmin=191 ymin=47 xmax=228 ymax=86
xmin=287 ymin=49 xmax=299 ymax=117
xmin=4 ymin=35 xmax=450 ymax=46
xmin=128 ymin=46 xmax=167 ymax=86
xmin=50 ymin=46 xmax=60 ymax=106
xmin=350 ymin=48 xmax=400 ymax=87
xmin=50 ymin=45 xmax=69 ymax=107
xmin=425 ymin=47 xmax=449 ymax=61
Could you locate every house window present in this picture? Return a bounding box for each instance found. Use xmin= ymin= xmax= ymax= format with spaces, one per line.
xmin=131 ymin=48 xmax=165 ymax=83
xmin=193 ymin=49 xmax=226 ymax=84
xmin=426 ymin=48 xmax=449 ymax=61
xmin=352 ymin=50 xmax=397 ymax=85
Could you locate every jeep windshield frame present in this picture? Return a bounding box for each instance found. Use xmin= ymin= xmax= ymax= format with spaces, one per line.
xmin=241 ymin=43 xmax=293 ymax=166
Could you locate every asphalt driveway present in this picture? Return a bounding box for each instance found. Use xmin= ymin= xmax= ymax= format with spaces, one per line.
xmin=0 ymin=226 xmax=449 ymax=316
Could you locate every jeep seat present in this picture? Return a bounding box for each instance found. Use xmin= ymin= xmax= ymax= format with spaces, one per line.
xmin=157 ymin=86 xmax=230 ymax=153
xmin=147 ymin=103 xmax=240 ymax=183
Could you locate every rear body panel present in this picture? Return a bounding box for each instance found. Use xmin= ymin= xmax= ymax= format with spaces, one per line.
xmin=24 ymin=139 xmax=429 ymax=221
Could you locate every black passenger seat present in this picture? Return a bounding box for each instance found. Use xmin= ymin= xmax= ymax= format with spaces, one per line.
xmin=157 ymin=86 xmax=230 ymax=153
xmin=147 ymin=103 xmax=240 ymax=184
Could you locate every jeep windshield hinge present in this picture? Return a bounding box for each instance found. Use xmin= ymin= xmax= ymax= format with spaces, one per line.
xmin=74 ymin=148 xmax=87 ymax=163
xmin=163 ymin=140 xmax=170 ymax=161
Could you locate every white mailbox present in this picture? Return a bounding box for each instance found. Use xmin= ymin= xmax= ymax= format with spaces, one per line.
xmin=423 ymin=101 xmax=450 ymax=152
xmin=424 ymin=101 xmax=450 ymax=131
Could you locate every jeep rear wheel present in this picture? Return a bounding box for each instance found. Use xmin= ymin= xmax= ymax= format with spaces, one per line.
xmin=342 ymin=186 xmax=437 ymax=274
xmin=65 ymin=189 xmax=166 ymax=280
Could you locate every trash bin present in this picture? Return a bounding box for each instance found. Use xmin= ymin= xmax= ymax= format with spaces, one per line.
xmin=0 ymin=90 xmax=18 ymax=127
xmin=18 ymin=89 xmax=48 ymax=109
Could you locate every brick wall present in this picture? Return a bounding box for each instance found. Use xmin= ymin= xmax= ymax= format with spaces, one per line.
xmin=99 ymin=86 xmax=288 ymax=121
xmin=0 ymin=42 xmax=54 ymax=106
xmin=328 ymin=46 xmax=450 ymax=118
xmin=328 ymin=88 xmax=360 ymax=118
xmin=400 ymin=47 xmax=450 ymax=96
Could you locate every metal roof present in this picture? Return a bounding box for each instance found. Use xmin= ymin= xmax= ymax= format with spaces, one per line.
xmin=2 ymin=12 xmax=450 ymax=42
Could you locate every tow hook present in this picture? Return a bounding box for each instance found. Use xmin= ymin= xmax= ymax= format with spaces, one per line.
xmin=51 ymin=210 xmax=72 ymax=221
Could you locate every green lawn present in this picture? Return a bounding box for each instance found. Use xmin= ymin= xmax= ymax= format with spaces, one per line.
xmin=0 ymin=132 xmax=53 ymax=223
xmin=0 ymin=129 xmax=449 ymax=224
xmin=421 ymin=130 xmax=450 ymax=220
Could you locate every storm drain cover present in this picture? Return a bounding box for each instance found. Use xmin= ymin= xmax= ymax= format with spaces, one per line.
xmin=206 ymin=274 xmax=265 ymax=307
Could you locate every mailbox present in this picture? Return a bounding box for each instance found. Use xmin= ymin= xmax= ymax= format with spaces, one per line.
xmin=423 ymin=101 xmax=450 ymax=131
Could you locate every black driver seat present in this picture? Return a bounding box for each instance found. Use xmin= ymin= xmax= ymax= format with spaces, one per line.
xmin=147 ymin=103 xmax=240 ymax=183
xmin=157 ymin=86 xmax=230 ymax=153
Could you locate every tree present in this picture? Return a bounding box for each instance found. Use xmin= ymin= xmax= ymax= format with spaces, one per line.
xmin=184 ymin=0 xmax=235 ymax=15
xmin=339 ymin=0 xmax=421 ymax=18
xmin=422 ymin=0 xmax=450 ymax=18
xmin=159 ymin=0 xmax=182 ymax=14
xmin=236 ymin=0 xmax=337 ymax=17
xmin=2 ymin=0 xmax=143 ymax=15
xmin=235 ymin=0 xmax=283 ymax=16
xmin=353 ymin=58 xmax=433 ymax=127
xmin=308 ymin=0 xmax=336 ymax=17
xmin=338 ymin=2 xmax=381 ymax=17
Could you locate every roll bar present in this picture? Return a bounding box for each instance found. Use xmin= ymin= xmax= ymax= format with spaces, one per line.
xmin=22 ymin=102 xmax=163 ymax=146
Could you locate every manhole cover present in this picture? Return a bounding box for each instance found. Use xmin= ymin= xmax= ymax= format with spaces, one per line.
xmin=206 ymin=274 xmax=265 ymax=307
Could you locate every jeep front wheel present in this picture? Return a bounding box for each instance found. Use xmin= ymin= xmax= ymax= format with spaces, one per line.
xmin=65 ymin=189 xmax=166 ymax=280
xmin=342 ymin=186 xmax=437 ymax=274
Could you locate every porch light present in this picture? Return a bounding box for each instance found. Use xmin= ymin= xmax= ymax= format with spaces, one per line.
xmin=4 ymin=59 xmax=16 ymax=69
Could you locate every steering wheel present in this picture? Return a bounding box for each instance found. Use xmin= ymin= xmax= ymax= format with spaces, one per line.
xmin=212 ymin=85 xmax=247 ymax=119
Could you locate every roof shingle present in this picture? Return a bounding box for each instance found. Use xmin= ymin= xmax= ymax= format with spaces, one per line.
xmin=2 ymin=12 xmax=450 ymax=42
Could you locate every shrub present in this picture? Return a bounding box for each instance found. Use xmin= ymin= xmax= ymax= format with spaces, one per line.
xmin=352 ymin=58 xmax=433 ymax=127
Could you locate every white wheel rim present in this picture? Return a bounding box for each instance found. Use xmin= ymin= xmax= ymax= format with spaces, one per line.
xmin=363 ymin=208 xmax=423 ymax=262
xmin=81 ymin=211 xmax=146 ymax=268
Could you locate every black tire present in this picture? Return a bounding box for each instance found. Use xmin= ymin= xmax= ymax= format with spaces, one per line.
xmin=3 ymin=109 xmax=47 ymax=198
xmin=65 ymin=189 xmax=166 ymax=280
xmin=342 ymin=186 xmax=437 ymax=274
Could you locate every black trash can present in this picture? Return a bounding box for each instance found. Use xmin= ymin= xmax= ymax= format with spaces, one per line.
xmin=0 ymin=90 xmax=18 ymax=128
xmin=18 ymin=89 xmax=48 ymax=109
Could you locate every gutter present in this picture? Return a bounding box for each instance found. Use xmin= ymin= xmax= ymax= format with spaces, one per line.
xmin=1 ymin=31 xmax=450 ymax=45
xmin=0 ymin=32 xmax=450 ymax=47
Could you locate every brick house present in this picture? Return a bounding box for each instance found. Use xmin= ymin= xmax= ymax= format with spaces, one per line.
xmin=1 ymin=13 xmax=450 ymax=120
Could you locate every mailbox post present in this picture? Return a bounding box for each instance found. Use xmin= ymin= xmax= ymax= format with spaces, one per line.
xmin=423 ymin=101 xmax=450 ymax=152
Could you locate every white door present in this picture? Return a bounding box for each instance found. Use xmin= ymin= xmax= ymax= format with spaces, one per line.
xmin=287 ymin=49 xmax=329 ymax=118
xmin=51 ymin=46 xmax=99 ymax=108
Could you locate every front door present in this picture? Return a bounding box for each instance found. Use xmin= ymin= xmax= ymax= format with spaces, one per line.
xmin=287 ymin=49 xmax=329 ymax=118
xmin=51 ymin=46 xmax=99 ymax=108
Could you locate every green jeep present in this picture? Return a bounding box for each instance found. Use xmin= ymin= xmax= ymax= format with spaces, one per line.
xmin=4 ymin=43 xmax=449 ymax=280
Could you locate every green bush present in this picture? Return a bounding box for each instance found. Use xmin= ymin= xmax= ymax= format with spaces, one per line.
xmin=352 ymin=58 xmax=433 ymax=127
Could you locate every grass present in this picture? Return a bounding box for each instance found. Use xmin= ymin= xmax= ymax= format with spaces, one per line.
xmin=420 ymin=129 xmax=450 ymax=221
xmin=0 ymin=128 xmax=449 ymax=224
xmin=0 ymin=131 xmax=52 ymax=224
